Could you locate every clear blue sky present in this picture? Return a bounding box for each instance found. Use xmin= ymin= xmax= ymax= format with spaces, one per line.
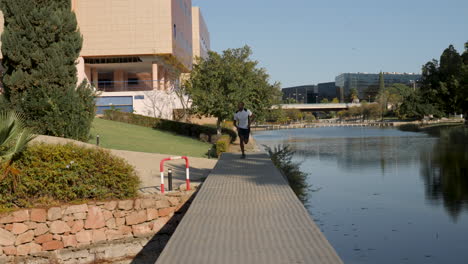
xmin=192 ymin=0 xmax=468 ymax=88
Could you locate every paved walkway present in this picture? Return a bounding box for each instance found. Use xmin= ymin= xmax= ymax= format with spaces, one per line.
xmin=156 ymin=152 xmax=343 ymax=264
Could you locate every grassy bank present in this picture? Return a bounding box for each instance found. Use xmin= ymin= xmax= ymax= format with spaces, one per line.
xmin=88 ymin=118 xmax=212 ymax=158
xmin=398 ymin=122 xmax=465 ymax=137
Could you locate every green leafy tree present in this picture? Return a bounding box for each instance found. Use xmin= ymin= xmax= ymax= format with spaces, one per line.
xmin=415 ymin=43 xmax=468 ymax=120
xmin=349 ymin=88 xmax=359 ymax=102
xmin=379 ymin=72 xmax=385 ymax=91
xmin=331 ymin=97 xmax=340 ymax=103
xmin=283 ymin=98 xmax=297 ymax=104
xmin=320 ymin=98 xmax=329 ymax=103
xmin=0 ymin=0 xmax=95 ymax=141
xmin=186 ymin=46 xmax=281 ymax=134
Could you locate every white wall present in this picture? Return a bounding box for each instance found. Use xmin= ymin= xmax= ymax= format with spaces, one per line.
xmin=99 ymin=90 xmax=189 ymax=120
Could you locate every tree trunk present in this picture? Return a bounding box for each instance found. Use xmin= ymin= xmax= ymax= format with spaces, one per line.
xmin=217 ymin=118 xmax=222 ymax=135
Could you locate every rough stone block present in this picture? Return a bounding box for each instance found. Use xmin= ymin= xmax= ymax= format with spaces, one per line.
xmin=84 ymin=206 xmax=105 ymax=229
xmin=62 ymin=216 xmax=74 ymax=222
xmin=28 ymin=242 xmax=42 ymax=254
xmin=118 ymin=200 xmax=134 ymax=210
xmin=70 ymin=220 xmax=84 ymax=234
xmin=24 ymin=221 xmax=38 ymax=230
xmin=50 ymin=221 xmax=71 ymax=234
xmin=63 ymin=204 xmax=88 ymax=215
xmin=152 ymin=217 xmax=169 ymax=232
xmin=167 ymin=197 xmax=180 ymax=207
xmin=52 ymin=234 xmax=62 ymax=241
xmin=15 ymin=230 xmax=34 ymax=245
xmin=62 ymin=235 xmax=77 ymax=248
xmin=105 ymin=218 xmax=116 ymax=229
xmin=34 ymin=223 xmax=49 ymax=236
xmin=146 ymin=208 xmax=159 ymax=221
xmin=11 ymin=223 xmax=29 ymax=235
xmin=102 ymin=210 xmax=113 ymax=221
xmin=141 ymin=199 xmax=157 ymax=209
xmin=132 ymin=223 xmax=153 ymax=238
xmin=30 ymin=209 xmax=47 ymax=222
xmin=115 ymin=218 xmax=125 ymax=227
xmin=16 ymin=243 xmax=33 ymax=256
xmin=35 ymin=234 xmax=53 ymax=244
xmin=73 ymin=213 xmax=87 ymax=220
xmin=103 ymin=201 xmax=117 ymax=211
xmin=75 ymin=230 xmax=92 ymax=244
xmin=113 ymin=211 xmax=128 ymax=218
xmin=47 ymin=207 xmax=62 ymax=221
xmin=125 ymin=211 xmax=147 ymax=225
xmin=92 ymin=229 xmax=107 ymax=243
xmin=42 ymin=240 xmax=64 ymax=251
xmin=0 ymin=229 xmax=15 ymax=246
xmin=105 ymin=226 xmax=132 ymax=241
xmin=134 ymin=199 xmax=142 ymax=210
xmin=158 ymin=207 xmax=175 ymax=217
xmin=155 ymin=200 xmax=170 ymax=209
xmin=2 ymin=246 xmax=16 ymax=256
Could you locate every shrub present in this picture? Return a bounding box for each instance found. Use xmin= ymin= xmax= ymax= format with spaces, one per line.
xmin=265 ymin=145 xmax=310 ymax=204
xmin=0 ymin=143 xmax=140 ymax=209
xmin=0 ymin=95 xmax=8 ymax=112
xmin=216 ymin=135 xmax=231 ymax=157
xmin=103 ymin=111 xmax=237 ymax=142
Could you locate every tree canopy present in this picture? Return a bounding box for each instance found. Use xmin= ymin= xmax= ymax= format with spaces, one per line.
xmin=186 ymin=46 xmax=281 ymax=133
xmin=0 ymin=0 xmax=95 ymax=140
xmin=406 ymin=43 xmax=468 ymax=119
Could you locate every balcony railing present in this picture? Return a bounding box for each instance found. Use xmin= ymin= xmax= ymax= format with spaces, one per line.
xmin=95 ymin=80 xmax=159 ymax=92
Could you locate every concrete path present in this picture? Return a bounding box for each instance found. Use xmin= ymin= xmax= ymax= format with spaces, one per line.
xmin=32 ymin=136 xmax=217 ymax=193
xmin=155 ymin=152 xmax=343 ymax=264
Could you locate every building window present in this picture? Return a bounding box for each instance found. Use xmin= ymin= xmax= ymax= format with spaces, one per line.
xmin=173 ymin=24 xmax=177 ymax=39
xmin=134 ymin=95 xmax=145 ymax=100
xmin=128 ymin=78 xmax=139 ymax=85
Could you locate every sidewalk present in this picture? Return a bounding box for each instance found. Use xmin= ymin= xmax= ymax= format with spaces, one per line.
xmin=155 ymin=152 xmax=343 ymax=264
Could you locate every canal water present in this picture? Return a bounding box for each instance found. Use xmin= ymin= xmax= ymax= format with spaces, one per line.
xmin=254 ymin=127 xmax=468 ymax=264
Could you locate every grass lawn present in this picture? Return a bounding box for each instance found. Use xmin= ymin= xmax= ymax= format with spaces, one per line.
xmin=88 ymin=118 xmax=212 ymax=158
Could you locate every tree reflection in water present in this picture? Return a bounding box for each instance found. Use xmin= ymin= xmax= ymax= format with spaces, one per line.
xmin=420 ymin=126 xmax=468 ymax=220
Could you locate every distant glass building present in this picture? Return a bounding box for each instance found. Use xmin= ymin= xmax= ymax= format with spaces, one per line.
xmin=335 ymin=72 xmax=421 ymax=102
xmin=317 ymin=82 xmax=338 ymax=101
xmin=282 ymin=85 xmax=318 ymax=104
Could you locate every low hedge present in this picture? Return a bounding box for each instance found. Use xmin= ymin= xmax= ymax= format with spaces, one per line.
xmin=102 ymin=110 xmax=237 ymax=142
xmin=216 ymin=135 xmax=231 ymax=157
xmin=0 ymin=143 xmax=140 ymax=209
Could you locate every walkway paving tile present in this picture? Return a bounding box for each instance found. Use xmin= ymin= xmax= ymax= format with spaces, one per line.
xmin=156 ymin=153 xmax=343 ymax=264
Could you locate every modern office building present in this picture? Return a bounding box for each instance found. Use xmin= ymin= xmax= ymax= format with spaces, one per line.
xmin=192 ymin=7 xmax=210 ymax=59
xmin=282 ymin=85 xmax=318 ymax=104
xmin=335 ymin=72 xmax=421 ymax=102
xmin=0 ymin=0 xmax=210 ymax=119
xmin=317 ymin=82 xmax=338 ymax=101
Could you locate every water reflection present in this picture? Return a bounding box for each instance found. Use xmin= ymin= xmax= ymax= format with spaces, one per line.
xmin=254 ymin=127 xmax=468 ymax=264
xmin=278 ymin=136 xmax=429 ymax=173
xmin=420 ymin=127 xmax=468 ymax=219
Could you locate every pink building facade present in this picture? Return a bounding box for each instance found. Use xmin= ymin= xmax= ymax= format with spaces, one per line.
xmin=0 ymin=0 xmax=210 ymax=119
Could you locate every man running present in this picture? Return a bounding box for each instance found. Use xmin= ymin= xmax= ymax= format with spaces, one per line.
xmin=233 ymin=102 xmax=254 ymax=159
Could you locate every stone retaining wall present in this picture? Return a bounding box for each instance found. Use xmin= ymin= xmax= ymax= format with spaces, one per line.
xmin=0 ymin=190 xmax=195 ymax=264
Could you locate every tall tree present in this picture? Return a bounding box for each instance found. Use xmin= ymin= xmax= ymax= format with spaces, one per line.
xmin=379 ymin=72 xmax=385 ymax=92
xmin=186 ymin=46 xmax=281 ymax=134
xmin=0 ymin=0 xmax=95 ymax=140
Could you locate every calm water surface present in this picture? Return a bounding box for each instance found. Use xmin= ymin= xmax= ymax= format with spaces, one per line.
xmin=254 ymin=127 xmax=468 ymax=264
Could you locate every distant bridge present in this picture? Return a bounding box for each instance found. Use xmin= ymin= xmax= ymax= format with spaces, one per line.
xmin=273 ymin=103 xmax=362 ymax=112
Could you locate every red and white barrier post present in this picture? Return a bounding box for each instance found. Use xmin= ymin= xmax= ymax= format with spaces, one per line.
xmin=159 ymin=156 xmax=190 ymax=194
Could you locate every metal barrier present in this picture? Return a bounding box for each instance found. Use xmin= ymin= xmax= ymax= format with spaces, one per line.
xmin=159 ymin=156 xmax=190 ymax=194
